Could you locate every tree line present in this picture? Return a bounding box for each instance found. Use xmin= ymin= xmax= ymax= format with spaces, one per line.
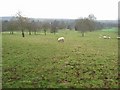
xmin=2 ymin=13 xmax=116 ymax=37
xmin=2 ymin=12 xmax=68 ymax=37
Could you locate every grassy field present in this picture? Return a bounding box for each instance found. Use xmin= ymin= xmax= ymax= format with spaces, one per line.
xmin=2 ymin=29 xmax=118 ymax=88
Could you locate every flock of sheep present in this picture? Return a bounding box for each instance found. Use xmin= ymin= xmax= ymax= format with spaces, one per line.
xmin=99 ymin=35 xmax=120 ymax=39
xmin=57 ymin=35 xmax=120 ymax=42
xmin=99 ymin=35 xmax=111 ymax=39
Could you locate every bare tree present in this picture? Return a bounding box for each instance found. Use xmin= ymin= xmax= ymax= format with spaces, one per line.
xmin=16 ymin=11 xmax=28 ymax=37
xmin=32 ymin=20 xmax=38 ymax=35
xmin=26 ymin=19 xmax=33 ymax=35
xmin=8 ymin=17 xmax=18 ymax=34
xmin=50 ymin=20 xmax=59 ymax=35
xmin=36 ymin=21 xmax=43 ymax=34
xmin=88 ymin=14 xmax=96 ymax=20
xmin=42 ymin=22 xmax=50 ymax=35
xmin=88 ymin=14 xmax=96 ymax=32
xmin=75 ymin=15 xmax=97 ymax=37
xmin=2 ymin=20 xmax=9 ymax=32
xmin=75 ymin=18 xmax=88 ymax=37
xmin=67 ymin=24 xmax=72 ymax=30
xmin=58 ymin=21 xmax=66 ymax=29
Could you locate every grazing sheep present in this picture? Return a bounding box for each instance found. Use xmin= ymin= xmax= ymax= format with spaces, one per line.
xmin=103 ymin=35 xmax=111 ymax=39
xmin=103 ymin=35 xmax=107 ymax=39
xmin=58 ymin=37 xmax=64 ymax=42
xmin=117 ymin=37 xmax=120 ymax=39
xmin=108 ymin=36 xmax=111 ymax=39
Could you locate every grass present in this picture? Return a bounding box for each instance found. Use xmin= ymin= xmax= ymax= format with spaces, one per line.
xmin=2 ymin=29 xmax=118 ymax=88
xmin=101 ymin=27 xmax=118 ymax=32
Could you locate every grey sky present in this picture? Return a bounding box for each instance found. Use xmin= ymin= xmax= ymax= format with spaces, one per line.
xmin=0 ymin=0 xmax=119 ymax=20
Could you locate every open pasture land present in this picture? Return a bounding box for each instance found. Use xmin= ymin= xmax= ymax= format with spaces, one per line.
xmin=2 ymin=29 xmax=118 ymax=88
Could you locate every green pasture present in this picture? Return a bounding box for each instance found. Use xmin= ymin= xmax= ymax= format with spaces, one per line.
xmin=2 ymin=29 xmax=118 ymax=88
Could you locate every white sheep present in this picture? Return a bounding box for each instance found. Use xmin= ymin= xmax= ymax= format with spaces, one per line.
xmin=117 ymin=37 xmax=120 ymax=39
xmin=58 ymin=37 xmax=64 ymax=42
xmin=103 ymin=35 xmax=111 ymax=39
xmin=103 ymin=35 xmax=107 ymax=39
xmin=108 ymin=36 xmax=111 ymax=39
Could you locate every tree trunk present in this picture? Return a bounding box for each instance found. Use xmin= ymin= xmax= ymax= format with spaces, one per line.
xmin=22 ymin=30 xmax=25 ymax=37
xmin=34 ymin=30 xmax=36 ymax=35
xmin=44 ymin=29 xmax=46 ymax=35
xmin=11 ymin=31 xmax=13 ymax=34
xmin=45 ymin=31 xmax=46 ymax=35
xmin=81 ymin=32 xmax=84 ymax=37
xmin=29 ymin=30 xmax=31 ymax=35
xmin=10 ymin=31 xmax=13 ymax=34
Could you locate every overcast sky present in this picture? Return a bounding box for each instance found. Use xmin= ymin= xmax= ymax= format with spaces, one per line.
xmin=0 ymin=0 xmax=119 ymax=20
